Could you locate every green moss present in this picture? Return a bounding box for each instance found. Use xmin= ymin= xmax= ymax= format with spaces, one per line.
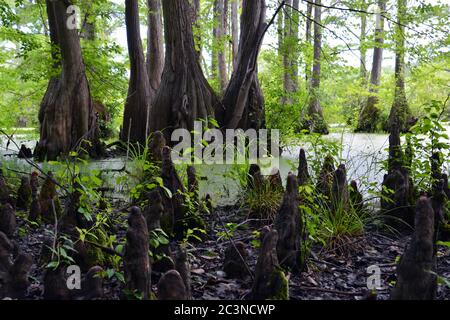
xmin=268 ymin=267 xmax=289 ymax=300
xmin=85 ymin=228 xmax=109 ymax=266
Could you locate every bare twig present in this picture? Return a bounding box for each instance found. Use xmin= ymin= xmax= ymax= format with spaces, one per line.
xmin=214 ymin=209 xmax=255 ymax=280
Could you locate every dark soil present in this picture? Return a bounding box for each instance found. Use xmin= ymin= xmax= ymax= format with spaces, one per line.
xmin=10 ymin=205 xmax=450 ymax=300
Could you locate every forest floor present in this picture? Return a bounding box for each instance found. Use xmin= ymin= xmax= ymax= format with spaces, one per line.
xmin=13 ymin=204 xmax=450 ymax=300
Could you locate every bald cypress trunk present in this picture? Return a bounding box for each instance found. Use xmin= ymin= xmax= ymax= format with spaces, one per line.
xmin=387 ymin=0 xmax=412 ymax=132
xmin=149 ymin=0 xmax=219 ymax=139
xmin=37 ymin=0 xmax=98 ymax=161
xmin=217 ymin=0 xmax=266 ymax=130
xmin=359 ymin=0 xmax=368 ymax=84
xmin=301 ymin=0 xmax=328 ymax=134
xmin=147 ymin=0 xmax=164 ymax=95
xmin=356 ymin=0 xmax=386 ymax=132
xmin=282 ymin=0 xmax=299 ymax=105
xmin=231 ymin=0 xmax=239 ymax=71
xmin=121 ymin=0 xmax=152 ymax=144
xmin=212 ymin=0 xmax=228 ymax=92
xmin=304 ymin=1 xmax=313 ymax=83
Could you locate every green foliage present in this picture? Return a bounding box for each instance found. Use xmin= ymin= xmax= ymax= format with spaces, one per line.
xmin=45 ymin=232 xmax=77 ymax=269
xmin=148 ymin=228 xmax=171 ymax=263
xmin=216 ymin=222 xmax=238 ymax=241
xmin=405 ymin=98 xmax=450 ymax=191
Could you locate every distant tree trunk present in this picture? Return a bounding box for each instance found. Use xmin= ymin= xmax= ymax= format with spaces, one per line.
xmin=191 ymin=0 xmax=201 ymax=59
xmin=149 ymin=0 xmax=220 ymax=139
xmin=121 ymin=0 xmax=152 ymax=144
xmin=190 ymin=0 xmax=200 ymax=23
xmin=359 ymin=0 xmax=368 ymax=83
xmin=277 ymin=2 xmax=283 ymax=58
xmin=81 ymin=9 xmax=95 ymax=41
xmin=356 ymin=0 xmax=385 ymax=132
xmin=301 ymin=0 xmax=328 ymax=134
xmin=231 ymin=0 xmax=239 ymax=71
xmin=282 ymin=0 xmax=299 ymax=105
xmin=147 ymin=0 xmax=164 ymax=96
xmin=304 ymin=1 xmax=313 ymax=83
xmin=387 ymin=0 xmax=412 ymax=132
xmin=282 ymin=0 xmax=292 ymax=99
xmin=217 ymin=0 xmax=266 ymax=130
xmin=212 ymin=0 xmax=228 ymax=92
xmin=37 ymin=0 xmax=98 ymax=161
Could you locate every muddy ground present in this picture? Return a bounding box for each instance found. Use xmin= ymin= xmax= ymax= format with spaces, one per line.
xmin=12 ymin=204 xmax=450 ymax=300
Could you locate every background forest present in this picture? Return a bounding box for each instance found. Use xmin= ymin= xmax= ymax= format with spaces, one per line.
xmin=0 ymin=0 xmax=448 ymax=138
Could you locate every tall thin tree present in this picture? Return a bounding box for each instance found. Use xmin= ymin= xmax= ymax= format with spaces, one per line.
xmin=359 ymin=0 xmax=368 ymax=83
xmin=304 ymin=1 xmax=313 ymax=83
xmin=282 ymin=0 xmax=299 ymax=105
xmin=231 ymin=0 xmax=239 ymax=71
xmin=301 ymin=0 xmax=328 ymax=134
xmin=387 ymin=0 xmax=412 ymax=132
xmin=356 ymin=0 xmax=386 ymax=132
xmin=121 ymin=0 xmax=152 ymax=144
xmin=212 ymin=0 xmax=228 ymax=92
xmin=147 ymin=0 xmax=164 ymax=96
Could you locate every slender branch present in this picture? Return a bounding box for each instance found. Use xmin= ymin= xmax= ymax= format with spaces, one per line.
xmin=250 ymin=0 xmax=286 ymax=73
xmin=214 ymin=208 xmax=255 ymax=280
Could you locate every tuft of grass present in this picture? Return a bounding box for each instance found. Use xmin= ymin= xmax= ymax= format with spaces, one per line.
xmin=302 ymin=187 xmax=379 ymax=256
xmin=316 ymin=200 xmax=366 ymax=254
xmin=241 ymin=180 xmax=283 ymax=222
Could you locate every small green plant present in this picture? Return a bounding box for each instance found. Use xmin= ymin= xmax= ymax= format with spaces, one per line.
xmin=149 ymin=228 xmax=170 ymax=262
xmin=102 ymin=267 xmax=125 ymax=283
xmin=405 ymin=99 xmax=450 ymax=191
xmin=183 ymin=227 xmax=207 ymax=242
xmin=250 ymin=230 xmax=261 ymax=249
xmin=45 ymin=232 xmax=77 ymax=269
xmin=216 ymin=222 xmax=238 ymax=241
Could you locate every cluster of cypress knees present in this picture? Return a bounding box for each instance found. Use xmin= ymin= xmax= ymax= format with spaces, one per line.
xmin=0 ymin=128 xmax=448 ymax=300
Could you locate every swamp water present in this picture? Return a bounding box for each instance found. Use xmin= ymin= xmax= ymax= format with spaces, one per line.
xmin=0 ymin=130 xmax=395 ymax=206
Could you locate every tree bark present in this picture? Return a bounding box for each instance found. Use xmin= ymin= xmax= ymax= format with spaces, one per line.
xmin=217 ymin=0 xmax=266 ymax=130
xmin=121 ymin=0 xmax=152 ymax=144
xmin=359 ymin=0 xmax=368 ymax=83
xmin=190 ymin=0 xmax=201 ymax=60
xmin=282 ymin=0 xmax=299 ymax=105
xmin=212 ymin=0 xmax=228 ymax=92
xmin=301 ymin=0 xmax=328 ymax=134
xmin=149 ymin=0 xmax=220 ymax=139
xmin=387 ymin=0 xmax=411 ymax=132
xmin=277 ymin=1 xmax=284 ymax=58
xmin=304 ymin=1 xmax=313 ymax=83
xmin=356 ymin=0 xmax=386 ymax=132
xmin=231 ymin=0 xmax=239 ymax=71
xmin=147 ymin=0 xmax=164 ymax=95
xmin=37 ymin=0 xmax=98 ymax=161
